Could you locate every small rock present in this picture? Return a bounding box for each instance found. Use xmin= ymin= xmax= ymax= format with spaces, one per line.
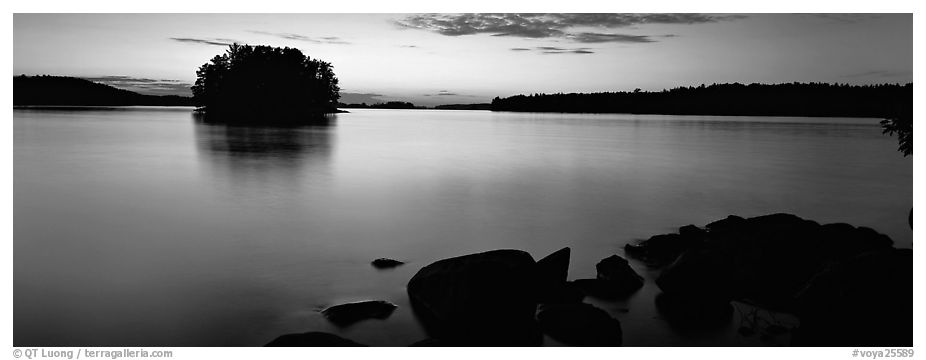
xmin=596 ymin=255 xmax=644 ymax=295
xmin=265 ymin=332 xmax=366 ymax=347
xmin=321 ymin=300 xmax=397 ymax=326
xmin=537 ymin=303 xmax=623 ymax=346
xmin=371 ymin=258 xmax=404 ymax=269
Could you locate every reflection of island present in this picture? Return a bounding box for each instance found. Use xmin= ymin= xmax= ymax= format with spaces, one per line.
xmin=193 ymin=115 xmax=335 ymax=190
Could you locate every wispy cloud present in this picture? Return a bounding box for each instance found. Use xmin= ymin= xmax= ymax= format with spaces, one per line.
xmin=83 ymin=76 xmax=192 ymax=96
xmin=422 ymin=90 xmax=481 ymax=97
xmin=567 ymin=32 xmax=655 ymax=43
xmin=395 ymin=13 xmax=744 ymax=43
xmin=170 ymin=37 xmax=239 ymax=46
xmin=249 ymin=31 xmax=351 ymax=44
xmin=510 ymin=46 xmax=596 ymax=55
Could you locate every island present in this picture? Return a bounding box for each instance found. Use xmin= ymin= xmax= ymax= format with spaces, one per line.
xmin=191 ymin=44 xmax=341 ymax=125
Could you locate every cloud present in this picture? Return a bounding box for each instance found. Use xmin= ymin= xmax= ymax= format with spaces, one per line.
xmin=82 ymin=76 xmax=193 ymax=96
xmin=511 ymin=46 xmax=596 ymax=55
xmin=249 ymin=31 xmax=351 ymax=44
xmin=567 ymin=32 xmax=655 ymax=43
xmin=395 ymin=13 xmax=744 ymax=43
xmin=170 ymin=37 xmax=239 ymax=46
xmin=421 ymin=90 xmax=481 ymax=97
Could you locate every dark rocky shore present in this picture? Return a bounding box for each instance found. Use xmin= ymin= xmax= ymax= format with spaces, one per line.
xmin=266 ymin=213 xmax=912 ymax=347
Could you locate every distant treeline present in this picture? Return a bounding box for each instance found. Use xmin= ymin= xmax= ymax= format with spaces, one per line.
xmin=338 ymin=101 xmax=426 ymax=109
xmin=491 ymin=83 xmax=912 ymax=118
xmin=14 ymin=75 xmax=193 ymax=106
xmin=338 ymin=102 xmax=491 ymax=110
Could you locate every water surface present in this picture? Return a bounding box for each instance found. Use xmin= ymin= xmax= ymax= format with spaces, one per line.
xmin=14 ymin=107 xmax=912 ymax=346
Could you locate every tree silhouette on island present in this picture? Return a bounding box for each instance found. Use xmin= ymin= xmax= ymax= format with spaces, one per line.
xmin=192 ymin=44 xmax=340 ymax=125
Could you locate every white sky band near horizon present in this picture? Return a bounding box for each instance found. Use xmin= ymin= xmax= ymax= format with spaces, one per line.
xmin=13 ymin=13 xmax=912 ymax=106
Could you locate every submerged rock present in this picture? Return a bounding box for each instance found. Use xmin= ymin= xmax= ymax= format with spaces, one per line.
xmin=321 ymin=300 xmax=397 ymax=327
xmin=406 ymin=249 xmax=542 ymax=345
xmin=265 ymin=332 xmax=366 ymax=347
xmin=537 ymin=303 xmax=623 ymax=346
xmin=371 ymin=258 xmax=405 ymax=269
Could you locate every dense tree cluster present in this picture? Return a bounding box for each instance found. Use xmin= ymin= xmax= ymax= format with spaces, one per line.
xmin=491 ymin=82 xmax=912 ymax=119
xmin=192 ymin=44 xmax=340 ymax=124
xmin=13 ymin=75 xmax=192 ymax=106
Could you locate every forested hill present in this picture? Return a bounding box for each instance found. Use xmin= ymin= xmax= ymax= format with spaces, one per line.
xmin=14 ymin=75 xmax=193 ymax=106
xmin=491 ymin=83 xmax=912 ymax=118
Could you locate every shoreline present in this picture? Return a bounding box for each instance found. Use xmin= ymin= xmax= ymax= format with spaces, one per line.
xmin=266 ymin=212 xmax=912 ymax=347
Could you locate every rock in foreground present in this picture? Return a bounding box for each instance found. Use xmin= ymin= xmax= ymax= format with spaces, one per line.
xmin=596 ymin=255 xmax=645 ymax=295
xmin=265 ymin=332 xmax=366 ymax=347
xmin=646 ymin=213 xmax=895 ymax=310
xmin=406 ymin=249 xmax=542 ymax=345
xmin=792 ymin=248 xmax=912 ymax=346
xmin=536 ymin=247 xmax=570 ymax=284
xmin=321 ymin=300 xmax=397 ymax=327
xmin=536 ymin=247 xmax=583 ymax=304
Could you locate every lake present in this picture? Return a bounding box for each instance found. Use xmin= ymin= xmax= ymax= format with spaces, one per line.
xmin=13 ymin=107 xmax=912 ymax=346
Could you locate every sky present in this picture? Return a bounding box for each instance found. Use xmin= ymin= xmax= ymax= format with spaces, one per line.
xmin=13 ymin=13 xmax=913 ymax=106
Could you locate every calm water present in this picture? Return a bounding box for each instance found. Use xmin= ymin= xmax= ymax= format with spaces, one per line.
xmin=14 ymin=107 xmax=912 ymax=346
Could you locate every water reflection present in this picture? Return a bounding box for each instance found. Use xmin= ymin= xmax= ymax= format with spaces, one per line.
xmin=193 ymin=114 xmax=336 ymax=195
